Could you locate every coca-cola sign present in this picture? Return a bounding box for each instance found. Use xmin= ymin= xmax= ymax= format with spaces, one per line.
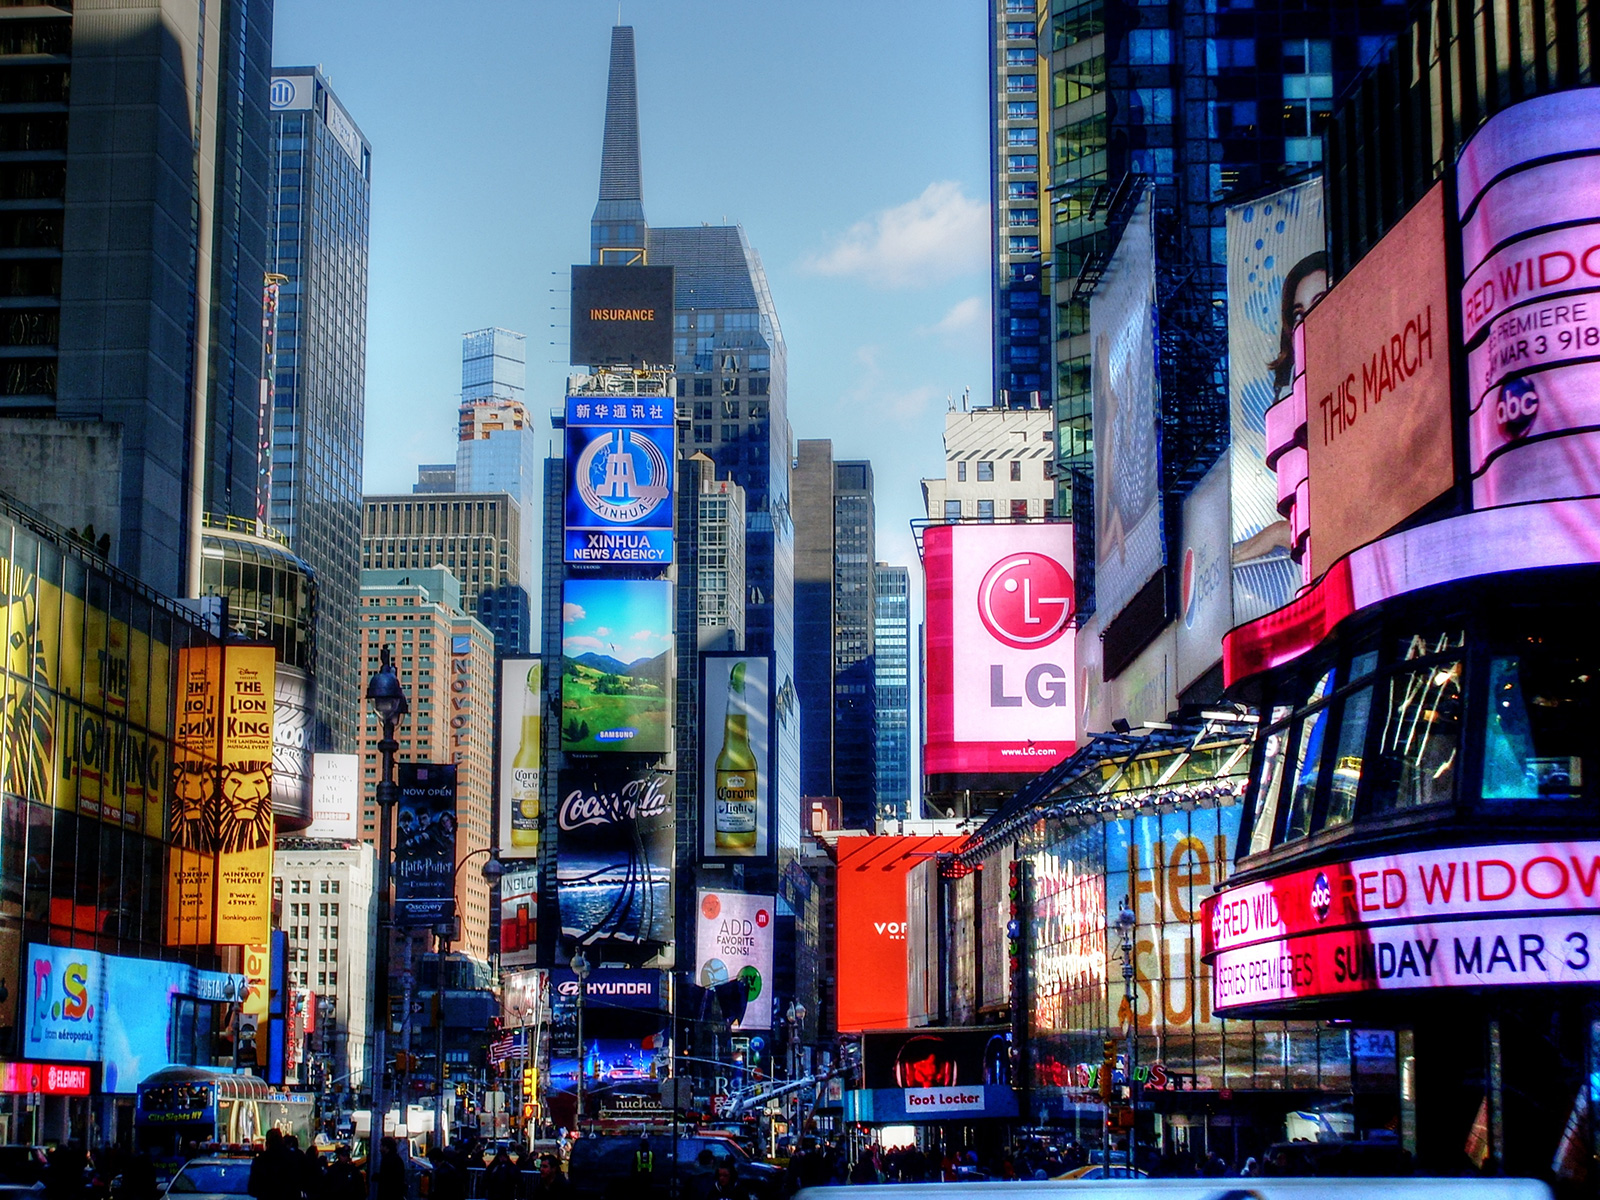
xmin=555 ymin=765 xmax=675 ymax=969
xmin=558 ymin=773 xmax=671 ymax=831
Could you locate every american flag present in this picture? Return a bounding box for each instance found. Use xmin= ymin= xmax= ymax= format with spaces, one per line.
xmin=488 ymin=1032 xmax=527 ymax=1065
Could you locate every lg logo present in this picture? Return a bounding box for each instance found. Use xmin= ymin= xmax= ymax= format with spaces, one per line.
xmin=978 ymin=553 xmax=1073 ymax=649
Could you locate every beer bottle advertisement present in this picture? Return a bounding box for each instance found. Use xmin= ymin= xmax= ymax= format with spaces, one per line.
xmin=701 ymin=655 xmax=769 ymax=858
xmin=497 ymin=656 xmax=542 ymax=859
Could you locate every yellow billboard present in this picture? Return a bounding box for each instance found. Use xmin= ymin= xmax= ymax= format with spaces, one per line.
xmin=215 ymin=645 xmax=275 ymax=945
xmin=168 ymin=645 xmax=221 ymax=946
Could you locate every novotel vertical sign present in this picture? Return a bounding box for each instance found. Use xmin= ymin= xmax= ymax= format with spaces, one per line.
xmin=923 ymin=522 xmax=1077 ymax=775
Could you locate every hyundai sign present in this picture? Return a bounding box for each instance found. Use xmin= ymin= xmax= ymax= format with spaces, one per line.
xmin=564 ymin=394 xmax=675 ymax=564
xmin=923 ymin=522 xmax=1077 ymax=775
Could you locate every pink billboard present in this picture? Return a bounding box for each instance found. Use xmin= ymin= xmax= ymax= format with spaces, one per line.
xmin=923 ymin=522 xmax=1077 ymax=775
xmin=1201 ymin=840 xmax=1600 ymax=1011
xmin=1459 ymin=89 xmax=1600 ymax=511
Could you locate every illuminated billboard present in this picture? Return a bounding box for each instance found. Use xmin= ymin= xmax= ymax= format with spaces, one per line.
xmin=1302 ymin=182 xmax=1454 ymax=580
xmin=498 ymin=657 xmax=542 ymax=858
xmin=1174 ymin=455 xmax=1232 ymax=692
xmin=555 ymin=763 xmax=675 ymax=968
xmin=563 ymin=394 xmax=674 ymax=565
xmin=694 ymin=890 xmax=776 ymax=1031
xmin=1091 ymin=193 xmax=1164 ymax=622
xmin=923 ymin=522 xmax=1076 ymax=776
xmin=216 ymin=646 xmax=276 ymax=946
xmin=560 ymin=579 xmax=672 ymax=754
xmin=569 ymin=264 xmax=674 ymax=368
xmin=701 ymin=656 xmax=769 ymax=859
xmin=499 ymin=861 xmax=538 ymax=968
xmin=169 ymin=645 xmax=221 ymax=946
xmin=862 ymin=1028 xmax=1009 ymax=1091
xmin=835 ymin=836 xmax=964 ymax=1032
xmin=395 ymin=762 xmax=457 ymax=929
xmin=1202 ymin=839 xmax=1600 ymax=1012
xmin=1225 ymin=180 xmax=1325 ymax=622
xmin=1458 ymin=90 xmax=1600 ymax=513
xmin=306 ymin=753 xmax=359 ymax=840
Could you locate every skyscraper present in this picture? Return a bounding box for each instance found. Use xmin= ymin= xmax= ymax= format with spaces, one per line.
xmin=831 ymin=461 xmax=876 ymax=829
xmin=584 ymin=24 xmax=800 ymax=855
xmin=1035 ymin=2 xmax=1407 ymax=603
xmin=361 ymin=492 xmax=529 ymax=657
xmin=455 ymin=329 xmax=538 ymax=597
xmin=792 ymin=441 xmax=877 ymax=829
xmin=0 ymin=0 xmax=275 ymax=597
xmin=268 ymin=67 xmax=372 ymax=754
xmin=989 ymin=0 xmax=1050 ymax=411
xmin=874 ymin=563 xmax=911 ymax=823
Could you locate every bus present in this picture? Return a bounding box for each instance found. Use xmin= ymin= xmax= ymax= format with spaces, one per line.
xmin=136 ymin=1066 xmax=314 ymax=1175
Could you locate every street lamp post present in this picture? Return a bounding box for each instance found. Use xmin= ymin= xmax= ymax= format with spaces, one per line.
xmin=366 ymin=646 xmax=408 ymax=1200
xmin=1114 ymin=897 xmax=1138 ymax=1175
xmin=785 ymin=1002 xmax=807 ymax=1140
xmin=571 ymin=948 xmax=591 ymax=1132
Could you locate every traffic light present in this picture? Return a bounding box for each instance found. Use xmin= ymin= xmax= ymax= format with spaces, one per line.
xmin=522 ymin=1066 xmax=535 ymax=1093
xmin=1099 ymin=1040 xmax=1117 ymax=1104
xmin=394 ymin=1051 xmax=411 ymax=1073
xmin=456 ymin=1083 xmax=467 ymax=1099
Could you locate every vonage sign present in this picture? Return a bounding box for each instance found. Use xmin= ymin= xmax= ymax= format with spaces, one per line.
xmin=924 ymin=523 xmax=1077 ymax=774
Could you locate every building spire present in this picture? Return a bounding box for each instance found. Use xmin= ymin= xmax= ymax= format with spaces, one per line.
xmin=592 ymin=24 xmax=646 ymax=252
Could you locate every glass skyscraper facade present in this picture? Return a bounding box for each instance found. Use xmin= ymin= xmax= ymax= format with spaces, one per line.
xmin=1036 ymin=1 xmax=1407 ymax=607
xmin=874 ymin=563 xmax=911 ymax=823
xmin=832 ymin=462 xmax=876 ymax=830
xmin=460 ymin=327 xmax=526 ymax=404
xmin=268 ymin=67 xmax=372 ymax=754
xmin=455 ymin=330 xmax=538 ymax=608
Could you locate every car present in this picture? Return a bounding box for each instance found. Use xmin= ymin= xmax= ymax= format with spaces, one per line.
xmin=161 ymin=1157 xmax=255 ymax=1200
xmin=565 ymin=1133 xmax=781 ymax=1199
xmin=1053 ymin=1164 xmax=1149 ymax=1180
xmin=0 ymin=1149 xmax=48 ymax=1187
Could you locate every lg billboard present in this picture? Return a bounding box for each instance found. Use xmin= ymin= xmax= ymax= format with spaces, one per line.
xmin=923 ymin=522 xmax=1077 ymax=776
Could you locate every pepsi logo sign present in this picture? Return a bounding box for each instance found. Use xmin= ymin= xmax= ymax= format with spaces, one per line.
xmin=977 ymin=552 xmax=1073 ymax=650
xmin=1180 ymin=548 xmax=1198 ymax=629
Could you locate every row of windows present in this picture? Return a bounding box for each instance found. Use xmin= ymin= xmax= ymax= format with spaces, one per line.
xmin=955 ymin=458 xmax=1041 ymax=482
xmin=943 ymin=499 xmax=1053 ymax=521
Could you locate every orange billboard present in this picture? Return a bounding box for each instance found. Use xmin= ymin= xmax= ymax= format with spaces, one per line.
xmin=216 ymin=646 xmax=275 ymax=945
xmin=834 ymin=835 xmax=965 ymax=1033
xmin=167 ymin=645 xmax=220 ymax=946
xmin=165 ymin=644 xmax=276 ymax=946
xmin=1303 ymin=182 xmax=1455 ymax=579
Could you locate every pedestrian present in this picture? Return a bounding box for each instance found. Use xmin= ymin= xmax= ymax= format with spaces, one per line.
xmin=482 ymin=1146 xmax=520 ymax=1200
xmin=116 ymin=1152 xmax=159 ymax=1200
xmin=250 ymin=1131 xmax=287 ymax=1200
xmin=703 ymin=1163 xmax=755 ymax=1200
xmin=525 ymin=1156 xmax=569 ymax=1198
xmin=632 ymin=1136 xmax=655 ymax=1185
xmin=320 ymin=1147 xmax=366 ymax=1200
xmin=375 ymin=1138 xmax=406 ymax=1200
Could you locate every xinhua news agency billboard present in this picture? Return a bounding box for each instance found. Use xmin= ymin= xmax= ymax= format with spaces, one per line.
xmin=564 ymin=394 xmax=674 ymax=565
xmin=923 ymin=522 xmax=1077 ymax=776
xmin=569 ymin=264 xmax=674 ymax=368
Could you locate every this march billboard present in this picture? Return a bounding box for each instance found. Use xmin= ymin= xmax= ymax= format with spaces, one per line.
xmin=923 ymin=522 xmax=1076 ymax=775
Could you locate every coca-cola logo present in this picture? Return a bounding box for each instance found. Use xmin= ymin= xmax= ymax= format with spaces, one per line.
xmin=557 ymin=774 xmax=671 ymax=831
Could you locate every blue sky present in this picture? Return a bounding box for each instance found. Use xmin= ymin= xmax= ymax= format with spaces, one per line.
xmin=272 ymin=0 xmax=992 ymax=584
xmin=562 ymin=578 xmax=673 ymax=662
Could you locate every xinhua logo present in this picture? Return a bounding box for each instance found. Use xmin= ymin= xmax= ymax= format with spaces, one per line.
xmin=977 ymin=552 xmax=1073 ymax=650
xmin=575 ymin=429 xmax=670 ymax=525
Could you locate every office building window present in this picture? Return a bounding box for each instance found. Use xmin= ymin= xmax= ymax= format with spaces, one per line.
xmin=1132 ymin=87 xmax=1173 ymax=124
xmin=957 ymin=462 xmax=967 ymax=482
xmin=944 ymin=500 xmax=962 ymax=520
xmin=1007 ymin=101 xmax=1039 ymax=121
xmin=977 ymin=461 xmax=995 ymax=482
xmin=1006 ymin=21 xmax=1035 ymax=39
xmin=1129 ymin=29 xmax=1172 ymax=63
xmin=1007 ymin=154 xmax=1039 ymax=173
xmin=1011 ymin=500 xmax=1029 ymax=520
xmin=694 ymin=378 xmax=714 ymax=397
xmin=1007 ymin=128 xmax=1039 ymax=148
xmin=721 ymin=424 xmax=739 ymax=441
xmin=978 ymin=500 xmax=995 ymax=522
xmin=1006 ymin=48 xmax=1037 ymax=66
xmin=748 ymin=377 xmax=770 ymax=395
xmin=1008 ymin=235 xmax=1040 ymax=254
xmin=1207 ymin=36 xmax=1256 ymax=68
xmin=1008 ymin=209 xmax=1039 ymax=227
xmin=722 ymin=377 xmax=740 ymax=396
xmin=1007 ymin=181 xmax=1038 ymax=201
xmin=694 ymin=424 xmax=711 ymax=443
xmin=1006 ymin=75 xmax=1037 ymax=93
xmin=1009 ymin=461 xmax=1022 ymax=481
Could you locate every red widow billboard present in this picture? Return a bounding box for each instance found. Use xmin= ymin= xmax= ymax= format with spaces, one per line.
xmin=923 ymin=522 xmax=1077 ymax=775
xmin=835 ymin=836 xmax=966 ymax=1032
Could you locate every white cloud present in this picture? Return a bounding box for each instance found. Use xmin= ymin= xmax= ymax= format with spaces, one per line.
xmin=631 ymin=629 xmax=659 ymax=641
xmin=595 ymin=626 xmax=611 ymax=637
xmin=565 ymin=635 xmax=604 ymax=653
xmin=844 ymin=344 xmax=944 ymax=419
xmin=923 ymin=295 xmax=988 ymax=346
xmin=562 ymin=602 xmax=586 ymax=623
xmin=803 ymin=182 xmax=988 ymax=287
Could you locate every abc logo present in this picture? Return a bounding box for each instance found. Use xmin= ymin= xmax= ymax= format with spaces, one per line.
xmin=1496 ymin=376 xmax=1540 ymax=442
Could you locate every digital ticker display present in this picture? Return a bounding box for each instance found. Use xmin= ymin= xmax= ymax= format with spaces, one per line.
xmin=569 ymin=265 xmax=674 ymax=367
xmin=564 ymin=394 xmax=675 ymax=565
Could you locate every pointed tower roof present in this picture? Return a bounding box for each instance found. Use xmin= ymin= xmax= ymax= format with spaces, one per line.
xmin=593 ymin=25 xmax=645 ymax=227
